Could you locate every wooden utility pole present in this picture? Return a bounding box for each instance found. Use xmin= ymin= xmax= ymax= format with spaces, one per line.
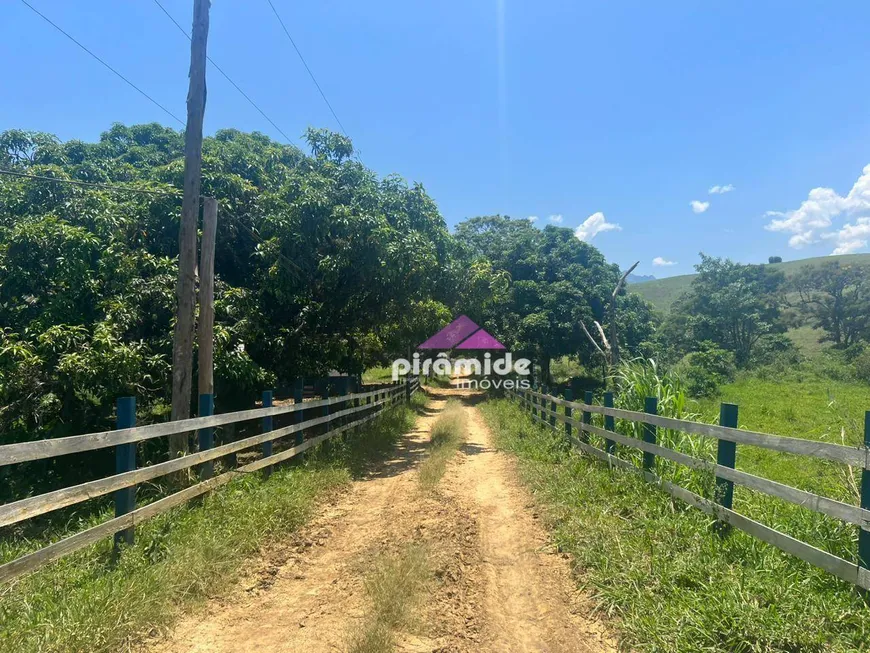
xmin=170 ymin=0 xmax=210 ymax=458
xmin=197 ymin=197 xmax=218 ymax=396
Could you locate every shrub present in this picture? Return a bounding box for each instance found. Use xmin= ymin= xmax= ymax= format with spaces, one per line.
xmin=676 ymin=341 xmax=736 ymax=397
xmin=855 ymin=349 xmax=870 ymax=384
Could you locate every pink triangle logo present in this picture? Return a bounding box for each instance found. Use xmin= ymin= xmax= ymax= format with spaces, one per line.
xmin=417 ymin=315 xmax=506 ymax=350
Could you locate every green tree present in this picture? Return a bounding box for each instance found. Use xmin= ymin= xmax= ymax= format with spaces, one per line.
xmin=673 ymin=254 xmax=785 ymax=367
xmin=791 ymin=261 xmax=870 ymax=347
xmin=453 ymin=216 xmax=654 ymax=382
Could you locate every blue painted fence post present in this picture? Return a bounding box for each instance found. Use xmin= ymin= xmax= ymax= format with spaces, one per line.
xmin=714 ymin=403 xmax=738 ymax=535
xmin=642 ymin=397 xmax=658 ymax=474
xmin=582 ymin=390 xmax=593 ymax=444
xmin=603 ymin=391 xmax=616 ymax=455
xmin=198 ymin=393 xmax=215 ymax=480
xmin=858 ymin=411 xmax=870 ymax=576
xmin=564 ymin=389 xmax=573 ymax=444
xmin=294 ymin=377 xmax=304 ymax=446
xmin=262 ymin=390 xmax=274 ymax=476
xmin=114 ymin=397 xmax=136 ymax=550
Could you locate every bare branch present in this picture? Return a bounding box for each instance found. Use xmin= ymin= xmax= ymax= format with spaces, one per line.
xmin=580 ymin=321 xmax=605 ymax=356
xmin=612 ymin=261 xmax=640 ymax=303
xmin=594 ymin=320 xmax=611 ymax=351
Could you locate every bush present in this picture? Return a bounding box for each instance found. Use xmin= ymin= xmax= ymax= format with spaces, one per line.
xmin=855 ymin=349 xmax=870 ymax=384
xmin=751 ymin=333 xmax=800 ymax=367
xmin=676 ymin=342 xmax=736 ymax=397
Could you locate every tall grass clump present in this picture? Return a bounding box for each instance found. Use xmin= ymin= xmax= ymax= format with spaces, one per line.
xmin=481 ymin=397 xmax=870 ymax=652
xmin=608 ymin=358 xmax=714 ymax=493
xmin=418 ymin=400 xmax=466 ymax=489
xmin=348 ymin=543 xmax=432 ymax=653
xmin=0 ymin=402 xmax=421 ymax=653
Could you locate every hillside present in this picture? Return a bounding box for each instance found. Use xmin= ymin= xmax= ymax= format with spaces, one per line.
xmin=630 ymin=252 xmax=870 ymax=312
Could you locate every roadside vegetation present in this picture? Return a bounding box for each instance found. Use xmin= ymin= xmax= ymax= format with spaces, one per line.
xmin=481 ymin=395 xmax=869 ymax=653
xmin=0 ymin=401 xmax=421 ymax=653
xmin=418 ymin=400 xmax=466 ymax=489
xmin=348 ymin=543 xmax=433 ymax=653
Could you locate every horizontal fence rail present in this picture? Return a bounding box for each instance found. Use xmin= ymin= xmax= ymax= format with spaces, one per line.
xmin=0 ymin=377 xmax=420 ymax=584
xmin=0 ymin=388 xmax=398 ymax=465
xmin=506 ymin=386 xmax=870 ymax=592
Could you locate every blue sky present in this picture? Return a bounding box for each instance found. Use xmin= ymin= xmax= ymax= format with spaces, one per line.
xmin=2 ymin=1 xmax=870 ymax=277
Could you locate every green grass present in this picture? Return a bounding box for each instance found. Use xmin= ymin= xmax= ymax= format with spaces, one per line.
xmin=424 ymin=374 xmax=454 ymax=389
xmin=418 ymin=401 xmax=466 ymax=489
xmin=0 ymin=400 xmax=424 ymax=653
xmin=348 ymin=543 xmax=432 ymax=653
xmin=364 ymin=366 xmax=395 ymax=383
xmin=784 ymin=325 xmax=830 ymax=360
xmin=693 ymin=374 xmax=870 ymax=499
xmin=481 ymin=397 xmax=870 ymax=653
xmin=630 ymin=252 xmax=870 ymax=312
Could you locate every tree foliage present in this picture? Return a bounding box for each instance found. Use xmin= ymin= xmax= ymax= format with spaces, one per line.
xmin=791 ymin=261 xmax=870 ymax=347
xmin=0 ymin=125 xmax=654 ymax=455
xmin=453 ymin=215 xmax=655 ymax=380
xmin=666 ymin=254 xmax=785 ymax=367
xmin=0 ymin=124 xmax=468 ymax=444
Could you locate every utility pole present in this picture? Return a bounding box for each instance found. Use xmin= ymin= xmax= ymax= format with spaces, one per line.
xmin=197 ymin=197 xmax=218 ymax=397
xmin=170 ymin=0 xmax=210 ymax=458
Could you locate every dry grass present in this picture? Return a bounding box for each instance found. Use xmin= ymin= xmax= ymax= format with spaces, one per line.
xmin=418 ymin=401 xmax=466 ymax=489
xmin=348 ymin=543 xmax=432 ymax=653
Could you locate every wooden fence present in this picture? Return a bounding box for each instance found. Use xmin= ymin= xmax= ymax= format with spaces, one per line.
xmin=505 ymin=385 xmax=870 ymax=592
xmin=0 ymin=376 xmax=420 ymax=584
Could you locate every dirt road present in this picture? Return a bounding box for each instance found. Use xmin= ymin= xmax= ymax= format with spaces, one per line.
xmin=149 ymin=387 xmax=616 ymax=653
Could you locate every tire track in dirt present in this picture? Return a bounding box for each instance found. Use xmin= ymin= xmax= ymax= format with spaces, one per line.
xmin=147 ymin=387 xmax=616 ymax=653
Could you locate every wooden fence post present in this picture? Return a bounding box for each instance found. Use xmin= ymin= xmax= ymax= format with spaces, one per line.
xmin=324 ymin=384 xmax=331 ymax=435
xmin=294 ymin=377 xmax=304 ymax=446
xmin=603 ymin=391 xmax=616 ymax=455
xmin=859 ymin=411 xmax=870 ymax=575
xmin=549 ymin=388 xmax=557 ymax=429
xmin=582 ymin=390 xmax=593 ymax=444
xmin=197 ymin=393 xmax=214 ymax=480
xmin=262 ymin=390 xmax=274 ymax=476
xmin=338 ymin=377 xmax=349 ymax=437
xmin=114 ymin=397 xmax=136 ymax=550
xmin=715 ymin=403 xmax=738 ymax=535
xmin=643 ymin=397 xmax=657 ymax=473
xmin=532 ymin=383 xmax=538 ymax=419
xmin=564 ymin=389 xmax=573 ymax=444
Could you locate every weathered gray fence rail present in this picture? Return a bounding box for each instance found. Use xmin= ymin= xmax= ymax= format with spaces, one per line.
xmin=0 ymin=377 xmax=420 ymax=584
xmin=506 ymin=386 xmax=870 ymax=592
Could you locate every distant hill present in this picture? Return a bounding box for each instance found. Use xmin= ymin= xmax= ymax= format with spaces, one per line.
xmin=630 ymin=252 xmax=870 ymax=312
xmin=627 ymin=273 xmax=656 ymax=284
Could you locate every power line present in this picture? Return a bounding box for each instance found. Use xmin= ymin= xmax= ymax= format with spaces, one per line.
xmin=151 ymin=0 xmax=298 ymax=146
xmin=264 ymin=0 xmax=349 ymax=138
xmin=0 ymin=168 xmax=181 ymax=197
xmin=19 ymin=0 xmax=185 ymax=127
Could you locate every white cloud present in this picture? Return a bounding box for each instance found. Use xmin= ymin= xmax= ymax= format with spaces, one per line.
xmin=764 ymin=164 xmax=870 ymax=250
xmin=709 ymin=184 xmax=735 ymax=195
xmin=821 ymin=217 xmax=870 ymax=255
xmin=652 ymin=256 xmax=677 ymax=266
xmin=527 ymin=215 xmax=538 ymax=222
xmin=690 ymin=200 xmax=710 ymax=214
xmin=574 ymin=212 xmax=621 ymax=242
xmin=549 ymin=214 xmax=563 ymax=223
